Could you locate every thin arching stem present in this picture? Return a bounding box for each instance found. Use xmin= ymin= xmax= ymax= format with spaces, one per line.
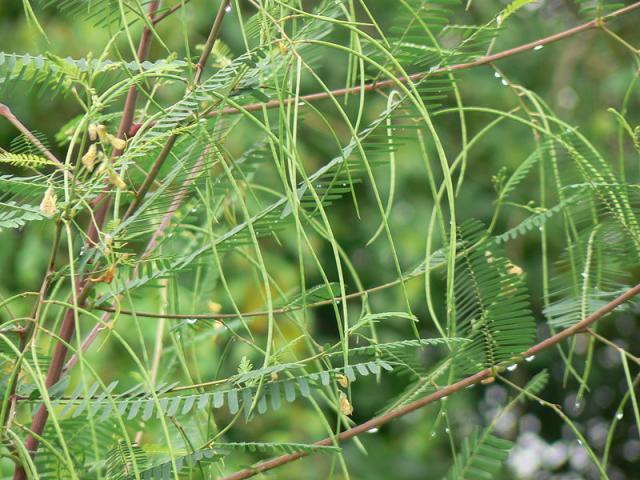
xmin=206 ymin=1 xmax=640 ymax=118
xmin=220 ymin=283 xmax=640 ymax=480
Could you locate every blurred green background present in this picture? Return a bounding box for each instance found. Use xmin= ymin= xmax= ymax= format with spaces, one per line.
xmin=1 ymin=1 xmax=639 ymax=479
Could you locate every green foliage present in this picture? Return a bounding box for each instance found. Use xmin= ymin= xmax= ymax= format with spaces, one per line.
xmin=0 ymin=0 xmax=639 ymax=479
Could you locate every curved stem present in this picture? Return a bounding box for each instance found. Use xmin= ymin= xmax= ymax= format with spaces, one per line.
xmin=220 ymin=282 xmax=640 ymax=480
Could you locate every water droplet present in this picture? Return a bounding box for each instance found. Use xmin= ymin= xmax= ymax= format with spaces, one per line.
xmin=525 ymin=355 xmax=535 ymax=362
xmin=441 ymin=396 xmax=448 ymax=401
xmin=574 ymin=400 xmax=582 ymax=410
xmin=367 ymin=427 xmax=378 ymax=433
xmin=494 ymin=72 xmax=501 ymax=78
xmin=507 ymin=364 xmax=518 ymax=372
xmin=577 ymin=439 xmax=583 ymax=446
xmin=431 ymin=431 xmax=437 ymax=437
xmin=445 ymin=427 xmax=450 ymax=433
xmin=501 ymin=79 xmax=508 ymax=86
xmin=186 ymin=318 xmax=197 ymax=325
xmin=533 ymin=45 xmax=544 ymax=51
xmin=224 ymin=4 xmax=232 ymax=13
xmin=616 ymin=411 xmax=624 ymax=420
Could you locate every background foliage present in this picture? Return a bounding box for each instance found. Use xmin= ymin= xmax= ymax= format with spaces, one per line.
xmin=0 ymin=1 xmax=639 ymax=479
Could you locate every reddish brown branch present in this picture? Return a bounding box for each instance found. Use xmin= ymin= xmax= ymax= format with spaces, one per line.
xmin=194 ymin=0 xmax=231 ymax=85
xmin=11 ymin=2 xmax=163 ymax=477
xmin=63 ymin=153 xmax=207 ymax=373
xmin=151 ymin=0 xmax=191 ymax=26
xmin=207 ymin=1 xmax=640 ymax=118
xmin=123 ymin=0 xmax=231 ymax=221
xmin=220 ymin=283 xmax=640 ymax=480
xmin=0 ymin=104 xmax=64 ymax=169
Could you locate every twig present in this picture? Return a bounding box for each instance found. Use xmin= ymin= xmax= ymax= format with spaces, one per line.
xmin=123 ymin=0 xmax=231 ymax=220
xmin=12 ymin=2 xmax=163 ymax=478
xmin=220 ymin=283 xmax=640 ymax=480
xmin=194 ymin=0 xmax=231 ymax=85
xmin=151 ymin=0 xmax=191 ymax=26
xmin=206 ymin=1 xmax=640 ymax=118
xmin=586 ymin=328 xmax=640 ymax=365
xmin=0 ymin=104 xmax=64 ymax=169
xmin=63 ymin=153 xmax=207 ymax=373
xmin=94 ymin=272 xmax=403 ymax=320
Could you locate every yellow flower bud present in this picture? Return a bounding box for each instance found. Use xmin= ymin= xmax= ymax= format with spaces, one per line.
xmin=96 ymin=124 xmax=108 ymax=143
xmin=507 ymin=263 xmax=523 ymax=276
xmin=208 ymin=301 xmax=222 ymax=313
xmin=337 ymin=374 xmax=349 ymax=389
xmin=82 ymin=144 xmax=98 ymax=171
xmin=96 ymin=151 xmax=108 ymax=174
xmin=108 ymin=134 xmax=127 ymax=151
xmin=88 ymin=123 xmax=98 ymax=141
xmin=108 ymin=170 xmax=126 ymax=190
xmin=339 ymin=392 xmax=353 ymax=416
xmin=39 ymin=187 xmax=57 ymax=216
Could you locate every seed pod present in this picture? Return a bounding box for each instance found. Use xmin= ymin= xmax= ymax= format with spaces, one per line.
xmin=108 ymin=134 xmax=127 ymax=151
xmin=82 ymin=144 xmax=98 ymax=171
xmin=337 ymin=374 xmax=349 ymax=389
xmin=39 ymin=187 xmax=57 ymax=216
xmin=339 ymin=392 xmax=353 ymax=415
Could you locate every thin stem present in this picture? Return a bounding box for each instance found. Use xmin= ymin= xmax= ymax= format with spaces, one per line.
xmin=151 ymin=0 xmax=192 ymax=26
xmin=220 ymin=283 xmax=640 ymax=480
xmin=0 ymin=104 xmax=64 ymax=169
xmin=586 ymin=328 xmax=640 ymax=365
xmin=207 ymin=1 xmax=640 ymax=118
xmin=123 ymin=0 xmax=231 ymax=220
xmin=194 ymin=0 xmax=231 ymax=85
xmin=11 ymin=2 xmax=163 ymax=477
